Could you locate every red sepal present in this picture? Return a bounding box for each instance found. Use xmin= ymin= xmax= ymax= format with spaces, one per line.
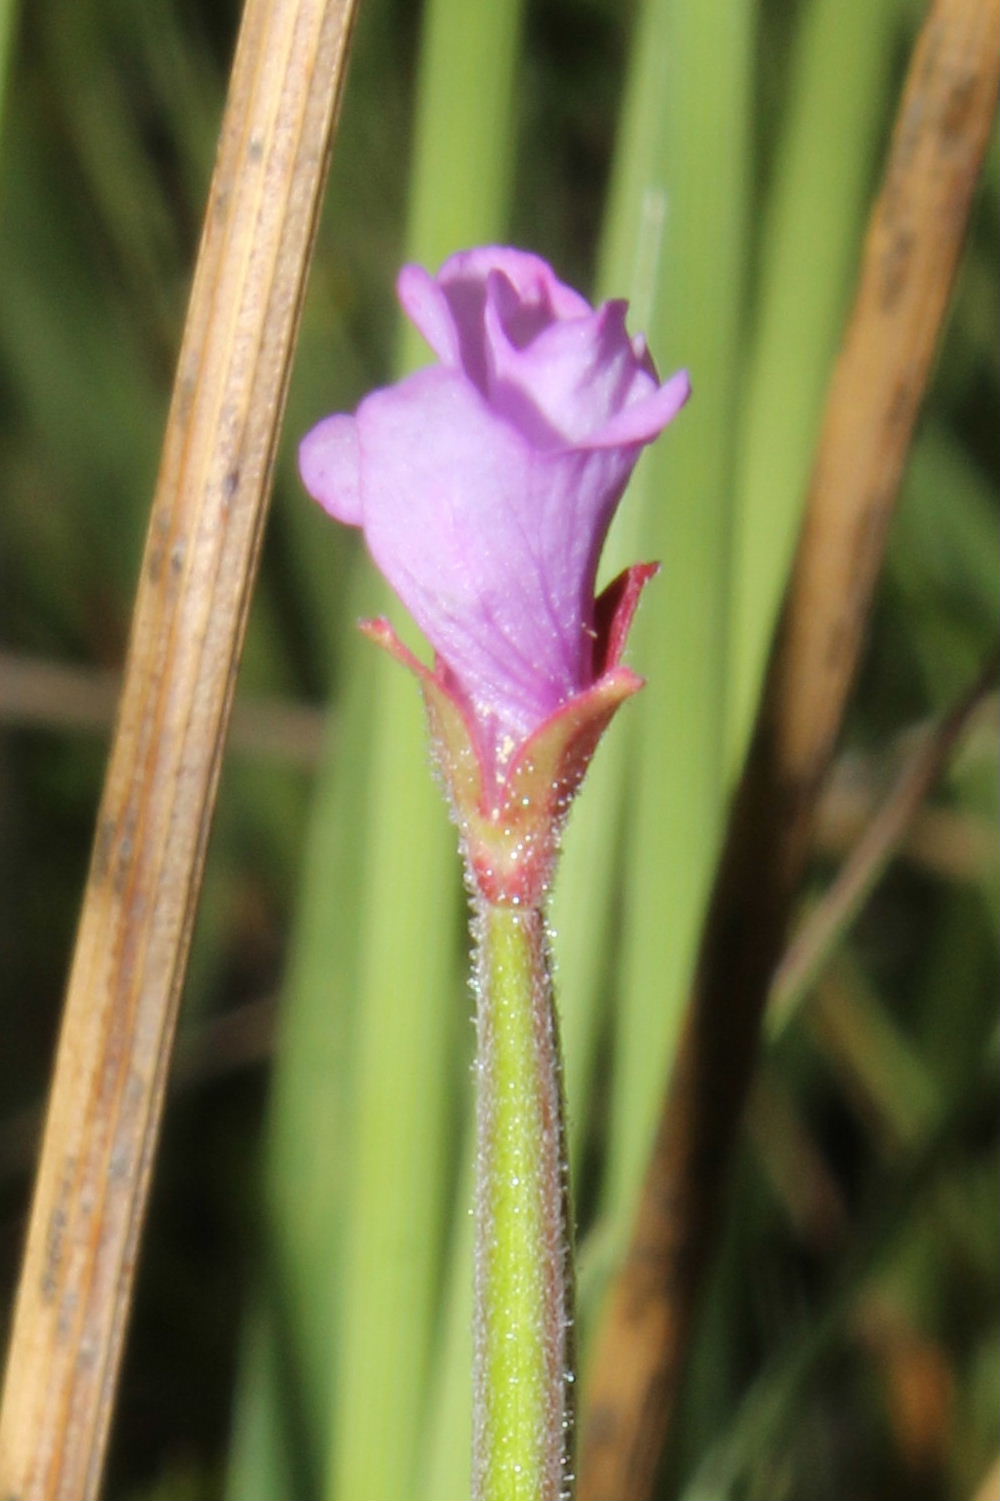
xmin=362 ymin=563 xmax=657 ymax=907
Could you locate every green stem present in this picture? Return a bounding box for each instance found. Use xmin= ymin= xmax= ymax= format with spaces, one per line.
xmin=473 ymin=901 xmax=575 ymax=1501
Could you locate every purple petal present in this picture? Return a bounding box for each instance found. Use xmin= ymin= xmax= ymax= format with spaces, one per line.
xmin=397 ymin=263 xmax=461 ymax=366
xmin=303 ymin=249 xmax=692 ymax=770
xmin=353 ymin=368 xmax=639 ymax=745
xmin=589 ymin=369 xmax=692 ymax=448
xmin=299 ymin=414 xmax=363 ymax=525
xmin=484 ymin=289 xmax=661 ymax=446
xmin=430 ymin=248 xmax=592 ymax=395
xmin=438 ymin=247 xmax=592 ymax=326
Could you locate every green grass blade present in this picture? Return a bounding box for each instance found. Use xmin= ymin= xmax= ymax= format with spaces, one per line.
xmin=551 ymin=11 xmax=693 ymax=1178
xmin=726 ymin=0 xmax=901 ymax=760
xmin=224 ymin=581 xmax=375 ymax=1501
xmin=398 ymin=1 xmax=524 ymax=365
xmin=326 ymin=1 xmax=527 ymax=1497
xmin=595 ymin=0 xmax=755 ymax=1243
xmin=328 ymin=659 xmax=461 ymax=1501
xmin=416 ymin=1141 xmax=476 ymax=1501
xmin=0 ymin=0 xmax=18 ymax=145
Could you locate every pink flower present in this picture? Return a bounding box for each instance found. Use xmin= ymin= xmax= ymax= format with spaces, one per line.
xmin=300 ymin=248 xmax=690 ymax=900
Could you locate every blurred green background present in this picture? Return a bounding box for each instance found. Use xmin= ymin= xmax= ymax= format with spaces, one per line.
xmin=0 ymin=0 xmax=996 ymax=1497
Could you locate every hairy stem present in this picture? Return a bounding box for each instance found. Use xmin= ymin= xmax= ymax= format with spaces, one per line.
xmin=473 ymin=901 xmax=575 ymax=1501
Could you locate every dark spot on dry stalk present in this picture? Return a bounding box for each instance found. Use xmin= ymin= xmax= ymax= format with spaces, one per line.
xmin=112 ymin=807 xmax=137 ymax=899
xmin=879 ymin=225 xmax=915 ymax=311
xmin=40 ymin=1165 xmax=74 ymax=1305
xmin=940 ymin=72 xmax=977 ymax=143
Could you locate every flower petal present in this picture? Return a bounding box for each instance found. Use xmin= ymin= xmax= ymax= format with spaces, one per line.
xmin=397 ymin=263 xmax=461 ymax=366
xmin=432 ymin=248 xmax=593 ymax=396
xmin=439 ymin=246 xmax=592 ymax=325
xmin=353 ymin=367 xmax=638 ymax=748
xmin=588 ymin=368 xmax=692 ymax=448
xmin=298 ymin=413 xmax=363 ymax=525
xmin=302 ymin=250 xmax=691 ymax=781
xmin=484 ymin=288 xmax=660 ymax=445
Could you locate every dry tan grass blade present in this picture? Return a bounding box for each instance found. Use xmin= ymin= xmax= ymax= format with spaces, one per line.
xmin=0 ymin=2 xmax=359 ymax=1496
xmin=577 ymin=0 xmax=999 ymax=1495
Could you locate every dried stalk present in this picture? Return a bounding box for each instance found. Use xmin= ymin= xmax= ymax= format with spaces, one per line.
xmin=577 ymin=0 xmax=999 ymax=1495
xmin=0 ymin=2 xmax=359 ymax=1496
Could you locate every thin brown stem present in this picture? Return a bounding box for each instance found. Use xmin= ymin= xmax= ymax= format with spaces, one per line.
xmin=0 ymin=649 xmax=328 ymax=765
xmin=578 ymin=1 xmax=999 ymax=1495
xmin=0 ymin=995 xmax=280 ymax=1184
xmin=0 ymin=3 xmax=359 ymax=1497
xmin=769 ymin=650 xmax=999 ymax=1033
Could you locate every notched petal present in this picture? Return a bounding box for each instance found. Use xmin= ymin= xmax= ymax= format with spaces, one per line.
xmin=483 ymin=293 xmax=661 ymax=446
